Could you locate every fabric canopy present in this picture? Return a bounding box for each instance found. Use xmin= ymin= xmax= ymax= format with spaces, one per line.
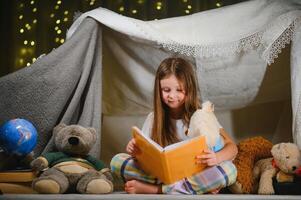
xmin=67 ymin=0 xmax=301 ymax=146
xmin=0 ymin=0 xmax=301 ymax=160
xmin=0 ymin=18 xmax=103 ymax=158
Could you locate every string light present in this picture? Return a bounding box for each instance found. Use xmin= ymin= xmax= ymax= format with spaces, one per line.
xmin=14 ymin=0 xmax=224 ymax=70
xmin=19 ymin=59 xmax=24 ymax=65
xmin=119 ymin=6 xmax=124 ymax=12
xmin=16 ymin=1 xmax=38 ymax=69
xmin=50 ymin=1 xmax=69 ymax=46
xmin=181 ymin=0 xmax=192 ymax=15
xmin=20 ymin=48 xmax=27 ymax=55
xmin=25 ymin=24 xmax=31 ymax=30
xmin=89 ymin=0 xmax=96 ymax=6
xmin=156 ymin=2 xmax=162 ymax=10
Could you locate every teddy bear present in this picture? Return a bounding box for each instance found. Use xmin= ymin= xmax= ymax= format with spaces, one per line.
xmin=252 ymin=142 xmax=301 ymax=194
xmin=188 ymin=101 xmax=224 ymax=152
xmin=228 ymin=136 xmax=273 ymax=194
xmin=30 ymin=123 xmax=113 ymax=194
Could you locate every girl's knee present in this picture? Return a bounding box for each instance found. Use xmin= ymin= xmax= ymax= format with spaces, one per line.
xmin=219 ymin=161 xmax=237 ymax=186
xmin=110 ymin=153 xmax=131 ymax=174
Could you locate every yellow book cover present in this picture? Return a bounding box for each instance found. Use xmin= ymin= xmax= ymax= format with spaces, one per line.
xmin=0 ymin=169 xmax=36 ymax=182
xmin=132 ymin=126 xmax=208 ymax=184
xmin=0 ymin=182 xmax=37 ymax=194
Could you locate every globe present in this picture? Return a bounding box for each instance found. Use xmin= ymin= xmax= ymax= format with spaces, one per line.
xmin=0 ymin=118 xmax=38 ymax=156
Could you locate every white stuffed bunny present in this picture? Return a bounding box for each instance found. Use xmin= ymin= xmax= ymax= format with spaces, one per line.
xmin=188 ymin=101 xmax=224 ymax=152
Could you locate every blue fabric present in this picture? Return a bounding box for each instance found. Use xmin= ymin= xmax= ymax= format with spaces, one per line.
xmin=212 ymin=137 xmax=224 ymax=152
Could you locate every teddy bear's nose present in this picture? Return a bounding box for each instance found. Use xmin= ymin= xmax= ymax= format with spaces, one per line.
xmin=68 ymin=137 xmax=79 ymax=145
xmin=292 ymin=166 xmax=297 ymax=171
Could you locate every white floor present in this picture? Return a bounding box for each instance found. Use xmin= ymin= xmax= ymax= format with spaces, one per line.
xmin=1 ymin=194 xmax=301 ymax=200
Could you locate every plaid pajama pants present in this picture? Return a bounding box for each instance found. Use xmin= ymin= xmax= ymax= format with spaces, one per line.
xmin=110 ymin=153 xmax=237 ymax=194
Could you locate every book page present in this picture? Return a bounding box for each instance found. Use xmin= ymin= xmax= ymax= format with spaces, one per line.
xmin=132 ymin=126 xmax=163 ymax=151
xmin=163 ymin=136 xmax=204 ymax=152
xmin=132 ymin=127 xmax=168 ymax=181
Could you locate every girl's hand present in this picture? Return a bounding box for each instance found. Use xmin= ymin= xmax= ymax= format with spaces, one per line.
xmin=126 ymin=138 xmax=140 ymax=157
xmin=196 ymin=149 xmax=220 ymax=166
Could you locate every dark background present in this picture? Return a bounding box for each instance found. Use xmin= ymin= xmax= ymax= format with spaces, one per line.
xmin=0 ymin=0 xmax=247 ymax=77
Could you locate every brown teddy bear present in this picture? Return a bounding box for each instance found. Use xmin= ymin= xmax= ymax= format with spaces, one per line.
xmin=253 ymin=143 xmax=301 ymax=194
xmin=31 ymin=123 xmax=113 ymax=194
xmin=228 ymin=136 xmax=273 ymax=194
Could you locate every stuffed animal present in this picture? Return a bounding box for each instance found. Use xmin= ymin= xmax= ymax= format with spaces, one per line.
xmin=253 ymin=142 xmax=301 ymax=194
xmin=30 ymin=123 xmax=113 ymax=194
xmin=228 ymin=136 xmax=273 ymax=194
xmin=188 ymin=101 xmax=224 ymax=152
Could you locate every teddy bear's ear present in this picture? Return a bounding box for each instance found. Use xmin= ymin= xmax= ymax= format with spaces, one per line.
xmin=202 ymin=101 xmax=214 ymax=112
xmin=53 ymin=123 xmax=67 ymax=136
xmin=271 ymin=143 xmax=284 ymax=157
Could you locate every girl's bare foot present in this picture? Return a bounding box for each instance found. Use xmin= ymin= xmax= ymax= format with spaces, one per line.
xmin=124 ymin=180 xmax=161 ymax=194
xmin=210 ymin=188 xmax=220 ymax=194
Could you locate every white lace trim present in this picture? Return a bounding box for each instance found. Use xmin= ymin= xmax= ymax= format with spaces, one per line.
xmin=264 ymin=18 xmax=300 ymax=65
xmin=139 ymin=13 xmax=301 ymax=65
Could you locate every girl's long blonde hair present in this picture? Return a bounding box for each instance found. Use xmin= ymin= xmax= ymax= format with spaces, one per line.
xmin=151 ymin=57 xmax=200 ymax=147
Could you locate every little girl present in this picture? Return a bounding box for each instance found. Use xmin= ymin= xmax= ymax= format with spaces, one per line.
xmin=110 ymin=57 xmax=238 ymax=194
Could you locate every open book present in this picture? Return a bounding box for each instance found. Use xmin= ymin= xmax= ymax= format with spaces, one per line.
xmin=132 ymin=126 xmax=208 ymax=184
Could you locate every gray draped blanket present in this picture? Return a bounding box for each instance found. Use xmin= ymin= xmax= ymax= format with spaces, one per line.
xmin=0 ymin=18 xmax=102 ymax=158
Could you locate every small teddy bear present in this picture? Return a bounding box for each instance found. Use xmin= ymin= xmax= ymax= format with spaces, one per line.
xmin=188 ymin=101 xmax=223 ymax=152
xmin=31 ymin=123 xmax=113 ymax=194
xmin=253 ymin=143 xmax=301 ymax=195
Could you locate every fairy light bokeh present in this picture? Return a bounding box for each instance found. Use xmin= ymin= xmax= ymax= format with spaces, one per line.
xmin=0 ymin=0 xmax=246 ymax=76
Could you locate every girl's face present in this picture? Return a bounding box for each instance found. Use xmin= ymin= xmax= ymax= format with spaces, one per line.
xmin=160 ymin=74 xmax=186 ymax=110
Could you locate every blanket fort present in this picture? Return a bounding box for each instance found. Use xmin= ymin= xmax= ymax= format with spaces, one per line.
xmin=0 ymin=0 xmax=300 ymax=161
